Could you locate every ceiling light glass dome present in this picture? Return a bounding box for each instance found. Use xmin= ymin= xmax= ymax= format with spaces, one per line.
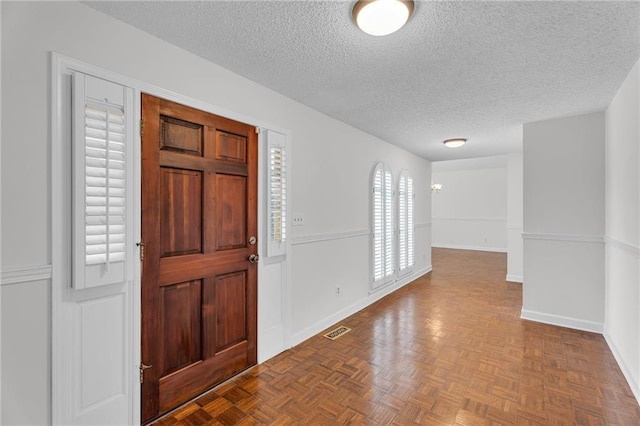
xmin=353 ymin=0 xmax=414 ymax=36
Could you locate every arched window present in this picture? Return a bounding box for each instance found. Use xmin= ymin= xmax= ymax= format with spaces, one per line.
xmin=371 ymin=162 xmax=394 ymax=288
xmin=398 ymin=171 xmax=415 ymax=274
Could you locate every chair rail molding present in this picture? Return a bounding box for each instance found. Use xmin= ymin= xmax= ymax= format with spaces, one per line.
xmin=415 ymin=222 xmax=432 ymax=228
xmin=432 ymin=216 xmax=507 ymax=222
xmin=521 ymin=232 xmax=605 ymax=244
xmin=605 ymin=237 xmax=640 ymax=258
xmin=291 ymin=229 xmax=370 ymax=246
xmin=1 ymin=264 xmax=53 ymax=286
xmin=292 ymin=223 xmax=434 ymax=246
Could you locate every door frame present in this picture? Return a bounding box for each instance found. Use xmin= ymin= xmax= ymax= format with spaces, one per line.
xmin=51 ymin=53 xmax=292 ymax=425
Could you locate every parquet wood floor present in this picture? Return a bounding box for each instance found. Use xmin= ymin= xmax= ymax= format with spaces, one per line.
xmin=150 ymin=248 xmax=640 ymax=425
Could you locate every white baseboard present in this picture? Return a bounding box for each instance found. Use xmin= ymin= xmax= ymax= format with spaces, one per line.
xmin=520 ymin=309 xmax=603 ymax=333
xmin=603 ymin=332 xmax=640 ymax=405
xmin=432 ymin=243 xmax=506 ymax=253
xmin=288 ymin=265 xmax=432 ymax=348
xmin=506 ymin=274 xmax=523 ymax=283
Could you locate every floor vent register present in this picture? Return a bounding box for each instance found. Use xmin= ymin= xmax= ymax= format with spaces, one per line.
xmin=323 ymin=326 xmax=351 ymax=340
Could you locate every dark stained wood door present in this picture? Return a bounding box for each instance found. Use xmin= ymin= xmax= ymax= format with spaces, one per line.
xmin=141 ymin=94 xmax=258 ymax=422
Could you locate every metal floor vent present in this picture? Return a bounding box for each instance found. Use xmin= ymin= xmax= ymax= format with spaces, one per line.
xmin=323 ymin=326 xmax=351 ymax=340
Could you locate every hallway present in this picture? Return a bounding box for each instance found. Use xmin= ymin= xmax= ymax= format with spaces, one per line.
xmin=151 ymin=249 xmax=640 ymax=425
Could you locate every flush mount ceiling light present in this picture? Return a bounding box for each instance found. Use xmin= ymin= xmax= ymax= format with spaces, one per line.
xmin=443 ymin=138 xmax=467 ymax=148
xmin=353 ymin=0 xmax=415 ymax=36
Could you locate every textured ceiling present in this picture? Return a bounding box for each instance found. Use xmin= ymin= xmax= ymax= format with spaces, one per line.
xmin=87 ymin=1 xmax=640 ymax=161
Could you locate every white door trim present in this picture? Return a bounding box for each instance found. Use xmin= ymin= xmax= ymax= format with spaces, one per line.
xmin=51 ymin=52 xmax=292 ymax=425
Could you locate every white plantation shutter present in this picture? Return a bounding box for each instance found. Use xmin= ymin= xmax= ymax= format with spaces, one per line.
xmin=399 ymin=175 xmax=407 ymax=270
xmin=267 ymin=130 xmax=287 ymax=257
xmin=407 ymin=176 xmax=414 ymax=267
xmin=398 ymin=171 xmax=415 ymax=273
xmin=84 ymin=103 xmax=126 ymax=265
xmin=73 ymin=73 xmax=134 ymax=289
xmin=384 ymin=168 xmax=394 ymax=278
xmin=372 ymin=162 xmax=394 ymax=288
xmin=373 ymin=167 xmax=384 ymax=282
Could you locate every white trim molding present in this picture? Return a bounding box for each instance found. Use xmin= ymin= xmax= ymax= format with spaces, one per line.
xmin=605 ymin=237 xmax=640 ymax=258
xmin=50 ymin=52 xmax=293 ymax=426
xmin=432 ymin=243 xmax=507 ymax=253
xmin=432 ymin=217 xmax=507 ymax=222
xmin=1 ymin=264 xmax=52 ymax=286
xmin=506 ymin=274 xmax=523 ymax=283
xmin=291 ymin=229 xmax=369 ymax=246
xmin=603 ymin=332 xmax=640 ymax=404
xmin=522 ymin=232 xmax=605 ymax=244
xmin=521 ymin=309 xmax=604 ymax=333
xmin=415 ymin=222 xmax=432 ymax=228
xmin=289 ymin=265 xmax=432 ymax=347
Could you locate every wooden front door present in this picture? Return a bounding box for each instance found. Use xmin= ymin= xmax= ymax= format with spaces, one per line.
xmin=140 ymin=94 xmax=258 ymax=422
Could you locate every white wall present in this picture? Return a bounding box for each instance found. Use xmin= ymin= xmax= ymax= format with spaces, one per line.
xmin=1 ymin=280 xmax=50 ymax=426
xmin=522 ymin=111 xmax=605 ymax=332
xmin=289 ymin=146 xmax=432 ymax=342
xmin=0 ymin=2 xmax=432 ymax=424
xmin=432 ymin=156 xmax=507 ymax=252
xmin=604 ymin=59 xmax=640 ymax=403
xmin=507 ymin=153 xmax=524 ymax=282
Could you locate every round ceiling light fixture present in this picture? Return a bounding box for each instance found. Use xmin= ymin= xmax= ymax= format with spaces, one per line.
xmin=443 ymin=138 xmax=467 ymax=148
xmin=353 ymin=0 xmax=415 ymax=36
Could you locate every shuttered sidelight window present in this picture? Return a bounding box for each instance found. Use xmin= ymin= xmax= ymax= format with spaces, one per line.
xmin=372 ymin=162 xmax=394 ymax=288
xmin=266 ymin=130 xmax=287 ymax=257
xmin=73 ymin=73 xmax=134 ymax=289
xmin=398 ymin=171 xmax=415 ymax=273
xmin=84 ymin=103 xmax=126 ymax=265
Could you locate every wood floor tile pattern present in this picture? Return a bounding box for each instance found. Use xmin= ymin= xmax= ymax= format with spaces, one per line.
xmin=151 ymin=249 xmax=640 ymax=425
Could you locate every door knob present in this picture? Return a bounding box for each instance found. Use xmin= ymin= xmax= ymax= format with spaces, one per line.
xmin=248 ymin=254 xmax=259 ymax=264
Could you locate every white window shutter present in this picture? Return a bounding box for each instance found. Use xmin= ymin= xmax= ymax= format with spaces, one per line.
xmin=384 ymin=168 xmax=394 ymax=278
xmin=373 ymin=167 xmax=384 ymax=282
xmin=371 ymin=162 xmax=395 ymax=289
xmin=398 ymin=171 xmax=415 ymax=274
xmin=72 ymin=73 xmax=134 ymax=289
xmin=266 ymin=130 xmax=287 ymax=257
xmin=407 ymin=176 xmax=414 ymax=267
xmin=399 ymin=174 xmax=407 ymax=271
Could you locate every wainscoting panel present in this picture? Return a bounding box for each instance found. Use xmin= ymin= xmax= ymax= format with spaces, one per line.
xmin=522 ymin=236 xmax=604 ymax=332
xmin=604 ymin=238 xmax=640 ymax=404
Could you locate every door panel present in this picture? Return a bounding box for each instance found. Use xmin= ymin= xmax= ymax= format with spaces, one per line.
xmin=160 ymin=168 xmax=203 ymax=257
xmin=141 ymin=94 xmax=257 ymax=422
xmin=160 ymin=280 xmax=202 ymax=377
xmin=214 ymin=271 xmax=248 ymax=350
xmin=216 ymin=175 xmax=247 ymax=249
xmin=158 ymin=342 xmax=248 ymax=413
xmin=160 ymin=115 xmax=203 ymax=155
xmin=216 ymin=131 xmax=247 ymax=163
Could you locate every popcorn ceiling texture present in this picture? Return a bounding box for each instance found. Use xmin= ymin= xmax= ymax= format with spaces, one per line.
xmin=87 ymin=1 xmax=639 ymax=161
